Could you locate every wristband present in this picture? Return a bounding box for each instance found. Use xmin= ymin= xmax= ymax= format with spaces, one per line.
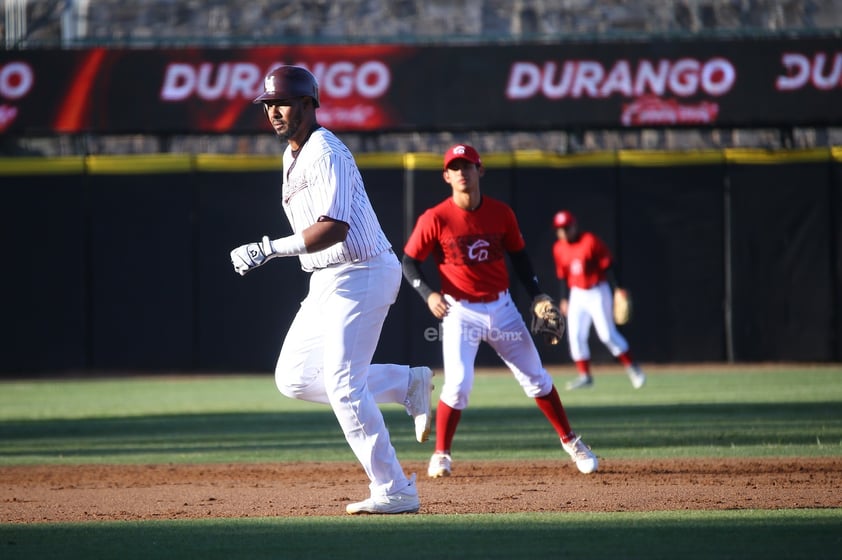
xmin=268 ymin=233 xmax=307 ymax=256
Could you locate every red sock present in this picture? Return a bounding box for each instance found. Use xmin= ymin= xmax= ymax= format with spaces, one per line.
xmin=617 ymin=352 xmax=634 ymax=367
xmin=434 ymin=400 xmax=462 ymax=454
xmin=575 ymin=360 xmax=591 ymax=376
xmin=535 ymin=386 xmax=574 ymax=442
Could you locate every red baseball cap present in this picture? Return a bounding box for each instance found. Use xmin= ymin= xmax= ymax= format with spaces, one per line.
xmin=443 ymin=144 xmax=482 ymax=169
xmin=553 ymin=210 xmax=577 ymax=228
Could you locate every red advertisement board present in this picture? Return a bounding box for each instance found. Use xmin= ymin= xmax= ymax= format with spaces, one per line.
xmin=1 ymin=38 xmax=840 ymax=134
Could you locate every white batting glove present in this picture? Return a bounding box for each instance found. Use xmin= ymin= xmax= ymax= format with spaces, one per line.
xmin=230 ymin=236 xmax=276 ymax=276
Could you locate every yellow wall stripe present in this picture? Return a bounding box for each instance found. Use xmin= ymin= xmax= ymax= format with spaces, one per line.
xmin=724 ymin=147 xmax=831 ymax=164
xmin=402 ymin=152 xmax=442 ymax=170
xmin=0 ymin=157 xmax=85 ymax=175
xmin=619 ymin=150 xmax=725 ymax=166
xmin=85 ymin=154 xmax=193 ymax=174
xmin=2 ymin=148 xmax=840 ymax=176
xmin=514 ymin=150 xmax=617 ymax=167
xmin=195 ymin=154 xmax=281 ymax=172
xmin=355 ymin=153 xmax=406 ymax=169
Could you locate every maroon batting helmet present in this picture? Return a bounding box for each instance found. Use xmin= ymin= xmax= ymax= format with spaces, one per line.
xmin=553 ymin=210 xmax=576 ymax=228
xmin=252 ymin=65 xmax=320 ymax=107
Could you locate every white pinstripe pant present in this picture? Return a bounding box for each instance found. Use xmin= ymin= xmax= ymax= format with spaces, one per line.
xmin=274 ymin=250 xmax=415 ymax=498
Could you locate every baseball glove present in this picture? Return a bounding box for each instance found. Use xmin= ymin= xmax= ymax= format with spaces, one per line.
xmin=613 ymin=288 xmax=633 ymax=325
xmin=531 ymin=294 xmax=565 ymax=346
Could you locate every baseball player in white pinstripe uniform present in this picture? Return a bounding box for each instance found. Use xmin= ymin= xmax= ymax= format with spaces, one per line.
xmin=230 ymin=66 xmax=433 ymax=515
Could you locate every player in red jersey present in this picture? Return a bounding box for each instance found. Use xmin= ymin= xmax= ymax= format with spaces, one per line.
xmin=552 ymin=210 xmax=646 ymax=390
xmin=402 ymin=144 xmax=598 ymax=478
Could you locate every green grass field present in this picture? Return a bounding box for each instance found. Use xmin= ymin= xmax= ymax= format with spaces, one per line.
xmin=1 ymin=365 xmax=841 ymax=559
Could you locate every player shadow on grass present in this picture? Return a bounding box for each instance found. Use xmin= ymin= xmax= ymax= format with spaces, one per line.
xmin=2 ymin=401 xmax=836 ymax=462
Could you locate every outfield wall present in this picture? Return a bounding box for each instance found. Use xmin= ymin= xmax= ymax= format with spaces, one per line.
xmin=1 ymin=149 xmax=840 ymax=374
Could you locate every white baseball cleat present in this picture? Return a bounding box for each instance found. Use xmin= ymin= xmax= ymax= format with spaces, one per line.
xmin=565 ymin=375 xmax=594 ymax=391
xmin=406 ymin=366 xmax=435 ymax=443
xmin=346 ymin=475 xmax=420 ymax=514
xmin=626 ymin=365 xmax=646 ymax=389
xmin=427 ymin=452 xmax=452 ymax=478
xmin=562 ymin=436 xmax=599 ymax=474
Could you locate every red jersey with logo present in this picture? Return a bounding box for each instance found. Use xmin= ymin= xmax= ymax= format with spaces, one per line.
xmin=552 ymin=232 xmax=612 ymax=289
xmin=403 ymin=196 xmax=525 ymax=300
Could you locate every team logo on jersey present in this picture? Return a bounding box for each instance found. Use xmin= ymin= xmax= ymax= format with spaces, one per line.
xmin=467 ymin=239 xmax=490 ymax=261
xmin=570 ymin=259 xmax=584 ymax=275
xmin=283 ymin=176 xmax=309 ymax=204
xmin=442 ymin=234 xmax=504 ymax=265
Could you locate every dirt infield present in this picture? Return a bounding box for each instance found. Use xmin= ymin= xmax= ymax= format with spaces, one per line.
xmin=2 ymin=457 xmax=840 ymax=522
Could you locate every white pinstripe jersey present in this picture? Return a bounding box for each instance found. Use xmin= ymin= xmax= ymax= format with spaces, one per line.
xmin=281 ymin=127 xmax=392 ymax=272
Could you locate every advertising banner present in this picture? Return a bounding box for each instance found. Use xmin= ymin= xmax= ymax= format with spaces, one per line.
xmin=1 ymin=37 xmax=840 ymax=134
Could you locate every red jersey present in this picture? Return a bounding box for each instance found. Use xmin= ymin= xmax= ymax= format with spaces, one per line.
xmin=552 ymin=232 xmax=612 ymax=289
xmin=403 ymin=196 xmax=526 ymax=301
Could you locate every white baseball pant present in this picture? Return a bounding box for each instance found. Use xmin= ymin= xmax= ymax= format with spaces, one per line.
xmin=438 ymin=292 xmax=554 ymax=410
xmin=566 ymin=281 xmax=629 ymax=361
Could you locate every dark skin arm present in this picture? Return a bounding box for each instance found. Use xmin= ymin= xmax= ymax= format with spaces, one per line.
xmin=301 ymin=217 xmax=349 ymax=252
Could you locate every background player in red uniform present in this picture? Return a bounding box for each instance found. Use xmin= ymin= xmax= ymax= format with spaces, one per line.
xmin=551 ymin=210 xmax=646 ymax=390
xmin=402 ymin=144 xmax=598 ymax=478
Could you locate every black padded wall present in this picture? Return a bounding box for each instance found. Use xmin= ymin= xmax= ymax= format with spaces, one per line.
xmin=617 ymin=163 xmax=727 ymax=363
xmin=87 ymin=173 xmax=195 ymax=370
xmin=728 ymin=160 xmax=835 ymax=361
xmin=2 ymin=150 xmax=840 ymax=375
xmin=194 ymin=169 xmax=306 ymax=372
xmin=2 ymin=174 xmax=87 ymax=372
